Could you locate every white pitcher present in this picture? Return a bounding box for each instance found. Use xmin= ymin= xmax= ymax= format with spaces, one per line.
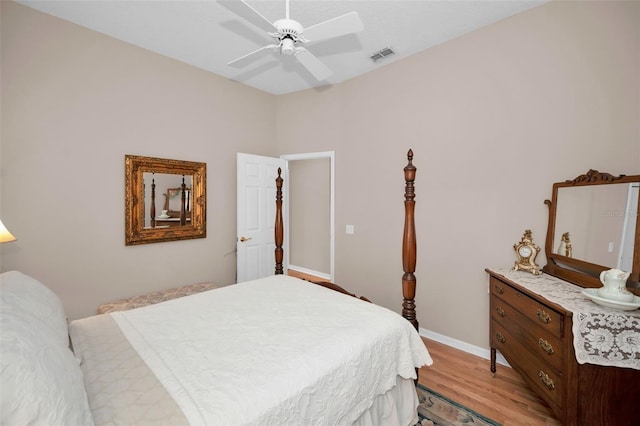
xmin=598 ymin=269 xmax=633 ymax=302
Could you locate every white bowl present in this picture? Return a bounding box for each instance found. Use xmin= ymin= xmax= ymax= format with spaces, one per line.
xmin=582 ymin=288 xmax=640 ymax=311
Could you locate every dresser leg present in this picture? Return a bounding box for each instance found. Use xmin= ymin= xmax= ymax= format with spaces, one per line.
xmin=490 ymin=347 xmax=496 ymax=377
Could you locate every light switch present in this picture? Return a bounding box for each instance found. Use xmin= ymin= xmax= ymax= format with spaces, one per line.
xmin=608 ymin=242 xmax=614 ymax=253
xmin=346 ymin=224 xmax=354 ymax=235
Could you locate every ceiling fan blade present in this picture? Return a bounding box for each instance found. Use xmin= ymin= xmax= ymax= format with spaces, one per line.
xmin=219 ymin=0 xmax=277 ymax=34
xmin=303 ymin=11 xmax=364 ymax=43
xmin=294 ymin=47 xmax=332 ymax=81
xmin=228 ymin=44 xmax=279 ymax=68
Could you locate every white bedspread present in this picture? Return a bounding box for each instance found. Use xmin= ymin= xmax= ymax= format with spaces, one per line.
xmin=110 ymin=275 xmax=432 ymax=425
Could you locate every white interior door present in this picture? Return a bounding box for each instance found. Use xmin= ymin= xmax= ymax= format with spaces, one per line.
xmin=237 ymin=153 xmax=286 ymax=283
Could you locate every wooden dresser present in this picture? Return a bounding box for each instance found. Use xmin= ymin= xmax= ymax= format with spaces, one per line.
xmin=487 ymin=269 xmax=639 ymax=425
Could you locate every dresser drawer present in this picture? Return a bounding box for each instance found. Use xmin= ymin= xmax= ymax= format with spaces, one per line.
xmin=491 ymin=295 xmax=565 ymax=372
xmin=490 ymin=276 xmax=563 ymax=338
xmin=491 ymin=320 xmax=563 ymax=413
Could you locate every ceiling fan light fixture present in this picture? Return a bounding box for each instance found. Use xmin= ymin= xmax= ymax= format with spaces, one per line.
xmin=281 ymin=37 xmax=295 ymax=55
xmin=225 ymin=0 xmax=364 ymax=80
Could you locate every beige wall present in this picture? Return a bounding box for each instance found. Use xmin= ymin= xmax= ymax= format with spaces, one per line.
xmin=0 ymin=1 xmax=276 ymax=319
xmin=288 ymin=158 xmax=331 ymax=274
xmin=1 ymin=1 xmax=639 ymax=350
xmin=275 ymin=1 xmax=640 ymax=346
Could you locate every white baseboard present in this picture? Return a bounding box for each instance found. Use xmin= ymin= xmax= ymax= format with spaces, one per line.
xmin=287 ymin=265 xmax=331 ymax=281
xmin=419 ymin=327 xmax=511 ymax=368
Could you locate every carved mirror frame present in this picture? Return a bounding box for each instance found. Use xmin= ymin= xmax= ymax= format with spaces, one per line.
xmin=125 ymin=155 xmax=206 ymax=245
xmin=543 ymin=170 xmax=639 ymax=293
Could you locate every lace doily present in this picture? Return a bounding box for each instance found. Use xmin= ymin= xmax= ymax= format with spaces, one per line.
xmin=488 ymin=268 xmax=640 ymax=370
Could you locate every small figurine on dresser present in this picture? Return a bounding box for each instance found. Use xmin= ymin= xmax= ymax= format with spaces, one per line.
xmin=557 ymin=232 xmax=572 ymax=257
xmin=513 ymin=229 xmax=542 ymax=275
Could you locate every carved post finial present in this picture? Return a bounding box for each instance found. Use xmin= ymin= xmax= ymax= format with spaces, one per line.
xmin=275 ymin=168 xmax=284 ymax=275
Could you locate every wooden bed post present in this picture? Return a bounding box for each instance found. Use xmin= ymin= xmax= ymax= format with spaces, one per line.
xmin=275 ymin=167 xmax=284 ymax=275
xmin=180 ymin=176 xmax=187 ymax=226
xmin=150 ymin=175 xmax=156 ymax=228
xmin=402 ymin=149 xmax=418 ymax=330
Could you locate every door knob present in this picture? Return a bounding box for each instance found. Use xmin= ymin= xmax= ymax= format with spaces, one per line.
xmin=239 ymin=237 xmax=252 ymax=242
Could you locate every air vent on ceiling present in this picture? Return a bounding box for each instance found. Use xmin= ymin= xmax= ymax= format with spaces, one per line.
xmin=370 ymin=47 xmax=395 ymax=63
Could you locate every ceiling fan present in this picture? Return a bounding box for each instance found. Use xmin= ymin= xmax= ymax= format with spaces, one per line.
xmin=222 ymin=0 xmax=364 ymax=81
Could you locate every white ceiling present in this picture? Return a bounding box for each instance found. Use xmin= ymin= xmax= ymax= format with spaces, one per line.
xmin=17 ymin=0 xmax=547 ymax=95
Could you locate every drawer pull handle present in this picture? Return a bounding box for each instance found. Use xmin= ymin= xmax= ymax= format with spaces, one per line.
xmin=536 ymin=309 xmax=552 ymax=324
xmin=495 ymin=306 xmax=506 ymax=317
xmin=494 ymin=284 xmax=504 ymax=294
xmin=538 ymin=338 xmax=555 ymax=355
xmin=538 ymin=370 xmax=555 ymax=390
xmin=495 ymin=332 xmax=506 ymax=344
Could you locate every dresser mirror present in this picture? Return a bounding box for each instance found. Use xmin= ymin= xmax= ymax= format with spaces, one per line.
xmin=543 ymin=170 xmax=639 ymax=292
xmin=125 ymin=155 xmax=206 ymax=245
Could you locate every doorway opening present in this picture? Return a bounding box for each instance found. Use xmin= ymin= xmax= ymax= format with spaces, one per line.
xmin=281 ymin=151 xmax=335 ymax=282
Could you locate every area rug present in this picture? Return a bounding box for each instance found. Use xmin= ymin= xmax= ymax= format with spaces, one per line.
xmin=416 ymin=384 xmax=501 ymax=426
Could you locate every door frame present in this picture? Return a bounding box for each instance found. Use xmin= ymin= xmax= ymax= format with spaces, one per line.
xmin=280 ymin=151 xmax=335 ymax=282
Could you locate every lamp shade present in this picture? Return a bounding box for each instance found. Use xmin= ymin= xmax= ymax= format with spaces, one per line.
xmin=0 ymin=219 xmax=17 ymax=243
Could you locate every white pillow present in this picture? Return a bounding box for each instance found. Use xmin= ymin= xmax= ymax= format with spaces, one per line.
xmin=0 ymin=271 xmax=69 ymax=346
xmin=0 ymin=271 xmax=95 ymax=425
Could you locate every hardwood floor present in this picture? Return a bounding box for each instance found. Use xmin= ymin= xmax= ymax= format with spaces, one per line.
xmin=418 ymin=338 xmax=561 ymax=426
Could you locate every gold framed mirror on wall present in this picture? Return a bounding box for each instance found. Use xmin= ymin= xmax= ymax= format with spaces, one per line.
xmin=543 ymin=169 xmax=639 ymax=293
xmin=125 ymin=155 xmax=206 ymax=245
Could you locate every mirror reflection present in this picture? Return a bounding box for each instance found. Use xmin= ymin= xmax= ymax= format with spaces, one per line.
xmin=554 ymin=183 xmax=638 ymax=271
xmin=143 ymin=173 xmax=193 ymax=228
xmin=544 ymin=170 xmax=640 ymax=291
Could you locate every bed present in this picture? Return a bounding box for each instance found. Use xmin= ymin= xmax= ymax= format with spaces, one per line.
xmin=0 ymin=150 xmax=431 ymax=426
